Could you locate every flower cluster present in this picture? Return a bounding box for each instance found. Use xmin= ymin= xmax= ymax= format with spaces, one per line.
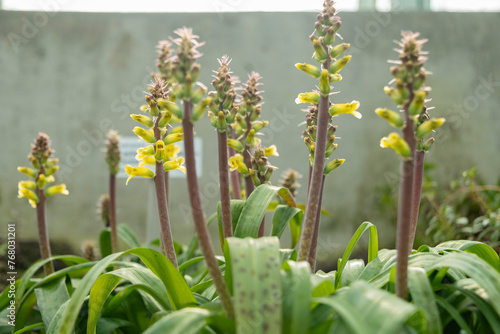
xmin=208 ymin=56 xmax=238 ymax=132
xmin=376 ymin=31 xmax=445 ymax=158
xmin=18 ymin=133 xmax=68 ymax=208
xmin=105 ymin=130 xmax=121 ymax=175
xmin=280 ymin=169 xmax=302 ymax=198
xmin=296 ymin=0 xmax=359 ymax=176
xmin=125 ymin=78 xmax=185 ymax=184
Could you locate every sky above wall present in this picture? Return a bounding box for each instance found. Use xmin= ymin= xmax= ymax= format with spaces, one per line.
xmin=3 ymin=0 xmax=500 ymax=12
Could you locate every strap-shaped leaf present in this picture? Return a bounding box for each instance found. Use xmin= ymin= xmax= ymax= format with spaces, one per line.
xmin=227 ymin=237 xmax=282 ymax=334
xmin=234 ymin=185 xmax=296 ymax=238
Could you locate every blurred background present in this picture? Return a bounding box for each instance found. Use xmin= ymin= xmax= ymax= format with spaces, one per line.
xmin=1 ymin=0 xmax=499 ymax=268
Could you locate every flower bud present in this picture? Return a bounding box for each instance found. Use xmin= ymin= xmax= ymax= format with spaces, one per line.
xmin=374 ymin=108 xmax=404 ymax=128
xmin=325 ymin=142 xmax=338 ymax=158
xmin=319 ymin=69 xmax=330 ymax=96
xmin=324 ymin=158 xmax=345 ymax=175
xmin=250 ymin=107 xmax=261 ymax=121
xmin=252 ymin=120 xmax=268 ymax=132
xmin=45 ymin=184 xmax=69 ymax=197
xmin=295 ymin=92 xmax=320 ymax=104
xmin=222 ymin=91 xmax=236 ymax=110
xmin=416 ymin=118 xmax=446 ymax=138
xmin=330 ymin=74 xmax=342 ymax=82
xmin=37 ymin=174 xmax=48 ymax=189
xmin=190 ymin=64 xmax=201 ymax=83
xmin=327 ymin=125 xmax=338 ymax=136
xmin=158 ymin=111 xmax=172 ymax=128
xmin=133 ymin=127 xmax=156 ymax=143
xmin=131 ymin=114 xmax=154 ymax=128
xmin=383 ymin=86 xmax=409 ymax=105
xmin=227 ymin=139 xmax=244 ymax=152
xmin=246 ymin=129 xmax=256 ymax=147
xmin=329 ymin=56 xmax=351 ymax=74
xmin=422 ymin=137 xmax=435 ymax=151
xmin=163 ymin=132 xmax=184 ymax=145
xmin=159 ymin=99 xmax=183 ymax=120
xmin=226 ymin=107 xmax=238 ymax=124
xmin=308 ymin=126 xmax=317 ymax=141
xmin=313 ymin=39 xmax=328 ymax=63
xmin=330 ymin=43 xmax=350 ymax=59
xmin=329 ymin=101 xmax=361 ymax=118
xmin=324 ymin=26 xmax=335 ymax=45
xmin=264 ymin=166 xmax=275 ymax=182
xmin=295 ymin=63 xmax=321 ymax=78
xmin=217 ymin=111 xmax=227 ymax=131
xmin=408 ymin=91 xmax=426 ymax=116
xmin=191 ymin=97 xmax=210 ymax=123
xmin=19 ymin=181 xmax=36 ymax=189
xmin=413 ymin=72 xmax=427 ymax=90
xmin=147 ymin=98 xmax=160 ymax=117
xmin=250 ymin=169 xmax=261 ymax=187
xmin=191 ymin=86 xmax=207 ymax=104
xmin=314 ymin=21 xmax=326 ymax=36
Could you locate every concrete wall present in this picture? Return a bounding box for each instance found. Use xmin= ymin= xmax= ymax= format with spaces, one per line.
xmin=1 ymin=10 xmax=499 ymax=261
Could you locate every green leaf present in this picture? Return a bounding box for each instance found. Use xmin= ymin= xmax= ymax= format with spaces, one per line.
xmin=87 ymin=274 xmax=122 ymax=334
xmin=316 ymin=282 xmax=425 ymax=334
xmin=408 ymin=267 xmax=442 ymax=334
xmin=99 ymin=229 xmax=113 ymax=258
xmin=436 ymin=240 xmax=500 ymax=271
xmin=13 ymin=322 xmax=44 ymax=334
xmin=227 ymin=237 xmax=282 ymax=334
xmin=335 ymin=222 xmax=378 ymax=288
xmin=271 ymin=205 xmax=302 ymax=246
xmin=118 ymin=224 xmax=142 ymax=248
xmin=142 ymin=308 xmax=212 ymax=334
xmin=49 ymin=248 xmax=196 ymax=334
xmin=434 ymin=295 xmax=474 ymax=334
xmin=281 ymin=261 xmax=311 ymax=334
xmin=34 ymin=277 xmax=70 ymax=329
xmin=234 ymin=185 xmax=296 ymax=238
xmin=217 ymin=200 xmax=245 ymax=248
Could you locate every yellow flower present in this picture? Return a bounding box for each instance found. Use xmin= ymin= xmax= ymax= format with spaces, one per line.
xmin=163 ymin=157 xmax=186 ymax=173
xmin=324 ymin=158 xmax=345 ymax=175
xmin=329 ymin=101 xmax=362 ymax=119
xmin=155 ymin=140 xmax=166 ymax=161
xmin=374 ymin=108 xmax=404 ymax=128
xmin=17 ymin=166 xmax=37 ymax=179
xmin=295 ymin=92 xmax=319 ymax=104
xmin=227 ymin=139 xmax=244 ymax=152
xmin=165 ymin=144 xmax=181 ymax=160
xmin=133 ymin=127 xmax=156 ymax=143
xmin=136 ymin=145 xmax=154 ymax=161
xmin=163 ymin=132 xmax=184 ymax=145
xmin=329 ymin=56 xmax=352 ymax=74
xmin=125 ymin=165 xmax=154 ymax=184
xmin=295 ymin=63 xmax=321 ymax=78
xmin=18 ymin=185 xmax=39 ymax=208
xmin=228 ymin=154 xmax=249 ymax=175
xmin=380 ymin=132 xmax=411 ymax=158
xmin=19 ymin=180 xmax=36 ymax=189
xmin=264 ymin=145 xmax=279 ymax=157
xmin=131 ymin=114 xmax=154 ymax=128
xmin=139 ymin=156 xmax=156 ymax=167
xmin=45 ymin=184 xmax=69 ymax=197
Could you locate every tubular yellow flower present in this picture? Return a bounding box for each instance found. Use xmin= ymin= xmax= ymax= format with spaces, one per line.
xmin=155 ymin=140 xmax=166 ymax=161
xmin=191 ymin=97 xmax=211 ymax=123
xmin=131 ymin=114 xmax=154 ymax=128
xmin=264 ymin=145 xmax=279 ymax=157
xmin=380 ymin=132 xmax=411 ymax=159
xmin=163 ymin=132 xmax=184 ymax=145
xmin=228 ymin=154 xmax=249 ymax=175
xmin=125 ymin=165 xmax=155 ymax=184
xmin=19 ymin=180 xmax=36 ymax=189
xmin=409 ymin=91 xmax=426 ymax=116
xmin=295 ymin=63 xmax=321 ymax=78
xmin=136 ymin=145 xmax=154 ymax=160
xmin=252 ymin=120 xmax=268 ymax=132
xmin=163 ymin=157 xmax=186 ymax=174
xmin=18 ymin=186 xmax=39 ymax=207
xmin=416 ymin=118 xmax=446 ymax=138
xmin=227 ymin=139 xmax=244 ymax=152
xmin=374 ymin=108 xmax=404 ymax=128
xmin=45 ymin=184 xmax=69 ymax=197
xmin=295 ymin=92 xmax=320 ymax=104
xmin=133 ymin=127 xmax=156 ymax=143
xmin=157 ymin=111 xmax=172 ymax=128
xmin=165 ymin=144 xmax=181 ymax=160
xmin=329 ymin=55 xmax=351 ymax=74
xmin=329 ymin=101 xmax=362 ymax=119
xmin=158 ymin=99 xmax=183 ymax=120
xmin=313 ymin=39 xmax=328 ymax=63
xmin=323 ymin=158 xmax=345 ymax=175
xmin=18 ymin=166 xmax=37 ymax=179
xmin=139 ymin=156 xmax=156 ymax=167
